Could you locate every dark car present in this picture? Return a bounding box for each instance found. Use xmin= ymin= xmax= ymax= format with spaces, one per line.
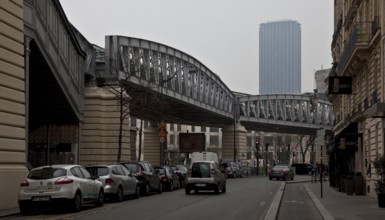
xmin=269 ymin=164 xmax=294 ymax=181
xmin=291 ymin=163 xmax=314 ymax=175
xmin=221 ymin=161 xmax=243 ymax=178
xmin=172 ymin=165 xmax=188 ymax=188
xmin=121 ymin=161 xmax=162 ymax=196
xmin=155 ymin=166 xmax=180 ymax=191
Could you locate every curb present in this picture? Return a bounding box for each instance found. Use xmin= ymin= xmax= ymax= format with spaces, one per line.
xmin=303 ymin=184 xmax=335 ymax=220
xmin=264 ymin=182 xmax=285 ymax=220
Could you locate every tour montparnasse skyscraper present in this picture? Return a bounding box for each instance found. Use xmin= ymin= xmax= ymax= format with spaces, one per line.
xmin=259 ymin=20 xmax=301 ymax=94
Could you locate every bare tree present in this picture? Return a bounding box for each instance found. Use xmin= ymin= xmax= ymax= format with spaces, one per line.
xmin=298 ymin=135 xmax=316 ymax=163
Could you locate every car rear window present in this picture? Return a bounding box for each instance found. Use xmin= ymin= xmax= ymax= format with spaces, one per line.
xmin=28 ymin=167 xmax=67 ymax=180
xmin=192 ymin=163 xmax=211 ymax=178
xmin=86 ymin=167 xmax=109 ymax=177
xmin=125 ymin=164 xmax=139 ymax=172
xmin=156 ymin=169 xmax=166 ymax=175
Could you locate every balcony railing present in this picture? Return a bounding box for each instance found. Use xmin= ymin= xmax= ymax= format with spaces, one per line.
xmin=338 ymin=21 xmax=372 ymax=74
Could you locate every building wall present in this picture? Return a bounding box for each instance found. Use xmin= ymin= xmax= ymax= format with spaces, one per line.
xmin=331 ymin=0 xmax=384 ymax=197
xmin=0 ymin=0 xmax=28 ymax=210
xmin=259 ymin=20 xmax=301 ymax=95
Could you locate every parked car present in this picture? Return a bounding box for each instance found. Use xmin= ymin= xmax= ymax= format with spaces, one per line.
xmin=121 ymin=161 xmax=162 ymax=196
xmin=221 ymin=161 xmax=243 ymax=178
xmin=291 ymin=163 xmax=314 ymax=175
xmin=269 ymin=164 xmax=295 ymax=181
xmin=185 ymin=161 xmax=226 ymax=194
xmin=18 ymin=164 xmax=104 ymax=214
xmin=85 ymin=164 xmax=140 ymax=202
xmin=155 ymin=166 xmax=180 ymax=191
xmin=174 ymin=164 xmax=188 ymax=188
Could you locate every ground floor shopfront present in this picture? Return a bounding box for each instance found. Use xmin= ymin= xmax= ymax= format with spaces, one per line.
xmin=327 ymin=118 xmax=385 ymax=197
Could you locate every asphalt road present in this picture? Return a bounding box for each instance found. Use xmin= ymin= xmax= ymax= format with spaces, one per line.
xmin=277 ymin=182 xmax=323 ymax=220
xmin=5 ymin=176 xmax=282 ymax=220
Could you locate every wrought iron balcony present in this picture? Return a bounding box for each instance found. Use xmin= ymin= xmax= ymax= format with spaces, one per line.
xmin=337 ymin=21 xmax=373 ymax=75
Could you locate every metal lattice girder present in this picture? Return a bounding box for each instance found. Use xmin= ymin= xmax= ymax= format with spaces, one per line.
xmin=103 ymin=36 xmax=333 ymax=134
xmin=238 ymin=94 xmax=333 ymax=134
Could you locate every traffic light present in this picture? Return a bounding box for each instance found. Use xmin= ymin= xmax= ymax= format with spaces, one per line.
xmin=255 ymin=140 xmax=260 ymax=150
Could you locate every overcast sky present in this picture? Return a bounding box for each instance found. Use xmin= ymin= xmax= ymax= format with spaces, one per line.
xmin=60 ymin=0 xmax=333 ymax=95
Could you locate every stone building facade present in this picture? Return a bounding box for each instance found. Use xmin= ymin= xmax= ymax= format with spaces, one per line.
xmin=0 ymin=0 xmax=28 ymax=210
xmin=329 ymin=0 xmax=384 ymax=196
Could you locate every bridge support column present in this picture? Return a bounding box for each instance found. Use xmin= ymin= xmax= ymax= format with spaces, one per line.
xmin=222 ymin=123 xmax=247 ymax=166
xmin=81 ymin=87 xmax=131 ymax=164
xmin=143 ymin=125 xmax=161 ymax=165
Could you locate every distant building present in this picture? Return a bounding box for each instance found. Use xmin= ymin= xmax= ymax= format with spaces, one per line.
xmin=314 ymin=68 xmax=331 ymax=94
xmin=259 ymin=20 xmax=301 ymax=95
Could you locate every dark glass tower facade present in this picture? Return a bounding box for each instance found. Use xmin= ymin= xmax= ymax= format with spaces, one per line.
xmin=259 ymin=20 xmax=301 ymax=94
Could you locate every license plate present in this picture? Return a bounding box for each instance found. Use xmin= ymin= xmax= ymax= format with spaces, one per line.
xmin=196 ymin=184 xmax=206 ymax=187
xmin=32 ymin=196 xmax=50 ymax=201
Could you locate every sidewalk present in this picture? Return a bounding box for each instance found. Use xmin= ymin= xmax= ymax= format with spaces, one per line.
xmin=305 ymin=181 xmax=385 ymax=220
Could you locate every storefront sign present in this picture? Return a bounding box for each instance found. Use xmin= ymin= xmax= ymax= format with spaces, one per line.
xmin=328 ymin=76 xmax=352 ymax=94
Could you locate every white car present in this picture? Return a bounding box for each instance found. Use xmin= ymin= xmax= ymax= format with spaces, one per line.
xmin=18 ymin=164 xmax=104 ymax=214
xmin=185 ymin=161 xmax=226 ymax=195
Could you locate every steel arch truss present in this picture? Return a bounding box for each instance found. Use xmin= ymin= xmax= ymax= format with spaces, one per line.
xmin=238 ymin=94 xmax=333 ymax=133
xmin=105 ymin=36 xmax=235 ymax=126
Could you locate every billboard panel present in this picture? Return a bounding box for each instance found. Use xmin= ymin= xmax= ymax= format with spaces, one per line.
xmin=179 ymin=133 xmax=205 ymax=153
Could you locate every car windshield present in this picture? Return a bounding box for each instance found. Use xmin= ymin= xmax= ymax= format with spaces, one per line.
xmin=86 ymin=167 xmax=109 ymax=177
xmin=27 ymin=167 xmax=67 ymax=180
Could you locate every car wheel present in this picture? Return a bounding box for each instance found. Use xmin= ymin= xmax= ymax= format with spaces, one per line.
xmin=19 ymin=203 xmax=31 ymax=215
xmin=95 ymin=189 xmax=104 ymax=207
xmin=116 ymin=187 xmax=123 ymax=202
xmin=185 ymin=187 xmax=191 ymax=195
xmin=215 ymin=184 xmax=220 ymax=194
xmin=157 ymin=182 xmax=163 ymax=194
xmin=142 ymin=183 xmax=150 ymax=196
xmin=71 ymin=192 xmax=81 ymax=212
xmin=133 ymin=184 xmax=140 ymax=199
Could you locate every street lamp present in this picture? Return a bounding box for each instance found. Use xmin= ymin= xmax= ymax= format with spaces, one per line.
xmin=233 ymin=100 xmax=240 ymax=163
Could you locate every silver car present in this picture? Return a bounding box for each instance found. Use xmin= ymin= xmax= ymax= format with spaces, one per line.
xmin=185 ymin=161 xmax=226 ymax=194
xmin=86 ymin=165 xmax=140 ymax=202
xmin=18 ymin=164 xmax=104 ymax=215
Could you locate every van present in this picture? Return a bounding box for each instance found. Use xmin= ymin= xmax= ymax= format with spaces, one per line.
xmin=190 ymin=152 xmax=219 ymax=163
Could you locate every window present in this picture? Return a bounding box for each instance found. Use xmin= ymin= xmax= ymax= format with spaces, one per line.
xmin=71 ymin=167 xmax=84 ymax=178
xmin=80 ymin=167 xmax=91 ymax=179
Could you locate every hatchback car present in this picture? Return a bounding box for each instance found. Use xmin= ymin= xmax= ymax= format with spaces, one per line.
xmin=185 ymin=161 xmax=226 ymax=194
xmin=174 ymin=164 xmax=188 ymax=188
xmin=155 ymin=166 xmax=180 ymax=191
xmin=18 ymin=164 xmax=104 ymax=214
xmin=221 ymin=161 xmax=243 ymax=178
xmin=85 ymin=164 xmax=140 ymax=202
xmin=121 ymin=161 xmax=162 ymax=195
xmin=269 ymin=164 xmax=295 ymax=181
